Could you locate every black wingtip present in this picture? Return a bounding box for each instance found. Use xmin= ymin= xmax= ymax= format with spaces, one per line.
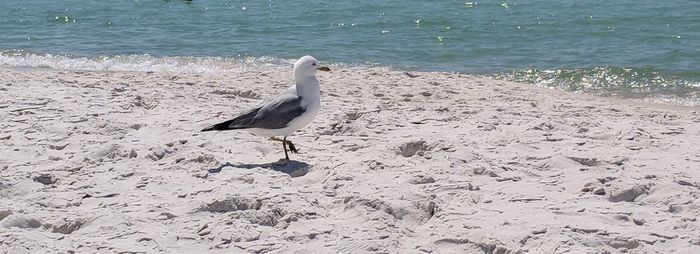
xmin=201 ymin=123 xmax=227 ymax=132
xmin=201 ymin=125 xmax=215 ymax=132
xmin=200 ymin=119 xmax=247 ymax=132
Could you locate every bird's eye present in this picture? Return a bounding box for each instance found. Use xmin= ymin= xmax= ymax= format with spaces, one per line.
xmin=311 ymin=63 xmax=317 ymax=66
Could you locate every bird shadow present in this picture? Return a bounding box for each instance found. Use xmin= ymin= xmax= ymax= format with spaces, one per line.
xmin=207 ymin=159 xmax=310 ymax=178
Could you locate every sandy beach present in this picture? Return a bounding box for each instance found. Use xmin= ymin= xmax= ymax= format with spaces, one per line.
xmin=0 ymin=66 xmax=699 ymax=253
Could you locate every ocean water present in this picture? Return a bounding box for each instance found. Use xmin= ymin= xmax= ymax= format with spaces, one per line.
xmin=1 ymin=0 xmax=698 ymax=105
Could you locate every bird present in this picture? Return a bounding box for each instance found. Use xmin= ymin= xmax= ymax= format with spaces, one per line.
xmin=201 ymin=55 xmax=330 ymax=160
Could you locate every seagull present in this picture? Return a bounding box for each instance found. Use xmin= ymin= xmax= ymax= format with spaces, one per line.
xmin=201 ymin=55 xmax=330 ymax=160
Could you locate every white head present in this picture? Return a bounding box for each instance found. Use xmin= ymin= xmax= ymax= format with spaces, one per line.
xmin=293 ymin=55 xmax=330 ymax=78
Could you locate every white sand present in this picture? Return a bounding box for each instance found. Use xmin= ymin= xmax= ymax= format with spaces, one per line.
xmin=0 ymin=66 xmax=699 ymax=253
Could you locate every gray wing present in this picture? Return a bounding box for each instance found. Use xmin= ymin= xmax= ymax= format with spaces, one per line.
xmin=246 ymin=93 xmax=306 ymax=129
xmin=204 ymin=93 xmax=304 ymax=131
xmin=201 ymin=87 xmax=306 ymax=132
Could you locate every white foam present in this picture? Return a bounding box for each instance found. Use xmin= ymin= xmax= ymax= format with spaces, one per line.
xmin=0 ymin=50 xmax=294 ymax=73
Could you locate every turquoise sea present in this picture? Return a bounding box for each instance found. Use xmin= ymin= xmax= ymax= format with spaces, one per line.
xmin=1 ymin=0 xmax=698 ymax=105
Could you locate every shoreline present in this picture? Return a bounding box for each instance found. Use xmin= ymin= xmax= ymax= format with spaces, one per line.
xmin=3 ymin=64 xmax=699 ymax=110
xmin=1 ymin=66 xmax=699 ymax=253
xmin=2 ymin=50 xmax=699 ymax=108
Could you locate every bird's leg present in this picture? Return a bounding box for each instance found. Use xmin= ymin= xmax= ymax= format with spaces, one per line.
xmin=282 ymin=138 xmax=289 ymax=160
xmin=286 ymin=139 xmax=298 ymax=154
xmin=283 ymin=137 xmax=298 ymax=154
xmin=271 ymin=137 xmax=297 ymax=157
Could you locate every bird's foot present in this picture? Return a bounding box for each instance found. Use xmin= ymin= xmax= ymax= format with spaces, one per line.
xmin=286 ymin=141 xmax=298 ymax=154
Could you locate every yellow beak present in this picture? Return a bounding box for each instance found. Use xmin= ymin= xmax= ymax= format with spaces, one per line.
xmin=317 ymin=66 xmax=331 ymax=72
